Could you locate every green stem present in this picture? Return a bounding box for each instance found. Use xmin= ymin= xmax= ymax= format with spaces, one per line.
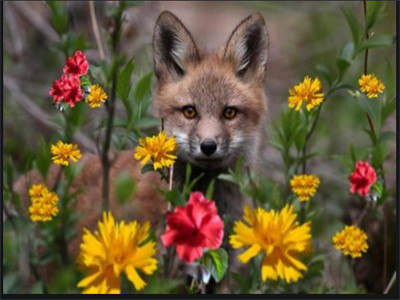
xmin=362 ymin=1 xmax=389 ymax=290
xmin=101 ymin=3 xmax=124 ymax=211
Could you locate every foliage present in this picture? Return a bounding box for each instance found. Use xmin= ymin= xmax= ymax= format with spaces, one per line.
xmin=3 ymin=0 xmax=396 ymax=295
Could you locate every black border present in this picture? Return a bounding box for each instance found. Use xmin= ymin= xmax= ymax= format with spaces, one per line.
xmin=1 ymin=0 xmax=399 ymax=299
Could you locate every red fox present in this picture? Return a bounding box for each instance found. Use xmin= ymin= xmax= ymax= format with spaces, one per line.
xmin=14 ymin=11 xmax=269 ymax=256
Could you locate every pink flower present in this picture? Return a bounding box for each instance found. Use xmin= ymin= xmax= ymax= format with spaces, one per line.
xmin=349 ymin=161 xmax=377 ymax=197
xmin=63 ymin=50 xmax=88 ymax=76
xmin=161 ymin=192 xmax=224 ymax=263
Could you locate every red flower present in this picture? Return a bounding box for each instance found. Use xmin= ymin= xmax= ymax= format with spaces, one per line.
xmin=349 ymin=161 xmax=377 ymax=197
xmin=161 ymin=192 xmax=224 ymax=263
xmin=63 ymin=50 xmax=88 ymax=76
xmin=49 ymin=75 xmax=82 ymax=107
xmin=61 ymin=75 xmax=82 ymax=107
xmin=49 ymin=77 xmax=64 ymax=103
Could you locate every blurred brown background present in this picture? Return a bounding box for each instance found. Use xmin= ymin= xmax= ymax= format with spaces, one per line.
xmin=3 ymin=1 xmax=397 ymax=294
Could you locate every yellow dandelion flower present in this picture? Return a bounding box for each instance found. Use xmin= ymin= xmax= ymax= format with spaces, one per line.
xmin=77 ymin=212 xmax=158 ymax=294
xmin=29 ymin=184 xmax=48 ymax=199
xmin=358 ymin=74 xmax=385 ymax=99
xmin=134 ymin=132 xmax=177 ymax=170
xmin=51 ymin=141 xmax=82 ymax=166
xmin=28 ymin=184 xmax=59 ymax=222
xmin=86 ymin=84 xmax=108 ymax=108
xmin=288 ymin=76 xmax=324 ymax=111
xmin=290 ymin=174 xmax=321 ymax=202
xmin=230 ymin=204 xmax=312 ymax=283
xmin=332 ymin=225 xmax=368 ymax=259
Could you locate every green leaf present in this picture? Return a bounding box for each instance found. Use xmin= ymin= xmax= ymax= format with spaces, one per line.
xmin=35 ymin=137 xmax=51 ymax=179
xmin=117 ymin=60 xmax=135 ymax=118
xmin=340 ymin=42 xmax=354 ymax=62
xmin=162 ymin=188 xmax=182 ymax=206
xmin=133 ymin=72 xmax=153 ymax=104
xmin=342 ymin=7 xmax=361 ymax=48
xmin=47 ymin=1 xmax=68 ymax=35
xmin=80 ymin=75 xmax=92 ymax=88
xmin=140 ymin=163 xmax=154 ymax=174
xmin=336 ymin=58 xmax=351 ymax=78
xmin=203 ymin=248 xmax=228 ymax=282
xmin=316 ymin=64 xmax=333 ymax=86
xmin=363 ymin=129 xmax=378 ymax=145
xmin=359 ymin=35 xmax=394 ymax=51
xmin=206 ymin=179 xmax=216 ymax=199
xmin=366 ymin=1 xmax=387 ymax=32
xmin=115 ymin=172 xmax=136 ymax=205
xmin=355 ymin=94 xmax=381 ymax=131
xmin=336 ymin=42 xmax=354 ymax=78
xmin=294 ymin=125 xmax=307 ymax=151
xmin=217 ymin=173 xmax=236 ymax=184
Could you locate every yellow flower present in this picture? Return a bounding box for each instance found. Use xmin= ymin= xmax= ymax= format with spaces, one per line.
xmin=290 ymin=174 xmax=321 ymax=202
xmin=77 ymin=212 xmax=158 ymax=294
xmin=86 ymin=84 xmax=108 ymax=108
xmin=29 ymin=183 xmax=48 ymax=199
xmin=28 ymin=184 xmax=59 ymax=222
xmin=51 ymin=141 xmax=81 ymax=166
xmin=134 ymin=132 xmax=177 ymax=170
xmin=230 ymin=205 xmax=312 ymax=283
xmin=358 ymin=74 xmax=385 ymax=98
xmin=332 ymin=225 xmax=368 ymax=259
xmin=288 ymin=76 xmax=324 ymax=111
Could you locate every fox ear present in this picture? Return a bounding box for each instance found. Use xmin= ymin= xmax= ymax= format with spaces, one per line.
xmin=153 ymin=11 xmax=200 ymax=81
xmin=223 ymin=13 xmax=268 ymax=82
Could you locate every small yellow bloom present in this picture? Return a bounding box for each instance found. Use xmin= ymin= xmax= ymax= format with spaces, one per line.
xmin=290 ymin=174 xmax=321 ymax=202
xmin=86 ymin=84 xmax=108 ymax=108
xmin=332 ymin=225 xmax=368 ymax=259
xmin=51 ymin=141 xmax=81 ymax=166
xmin=134 ymin=132 xmax=177 ymax=170
xmin=358 ymin=74 xmax=385 ymax=98
xmin=288 ymin=76 xmax=324 ymax=111
xmin=77 ymin=212 xmax=158 ymax=294
xmin=230 ymin=205 xmax=312 ymax=283
xmin=29 ymin=184 xmax=48 ymax=199
xmin=29 ymin=184 xmax=59 ymax=222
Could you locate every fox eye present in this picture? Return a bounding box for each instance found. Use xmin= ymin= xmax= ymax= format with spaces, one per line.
xmin=182 ymin=106 xmax=197 ymax=119
xmin=223 ymin=107 xmax=237 ymax=120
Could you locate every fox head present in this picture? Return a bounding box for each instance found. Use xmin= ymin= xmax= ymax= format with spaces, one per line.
xmin=152 ymin=11 xmax=268 ymax=170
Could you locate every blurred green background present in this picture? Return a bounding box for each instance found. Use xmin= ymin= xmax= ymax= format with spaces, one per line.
xmin=3 ymin=1 xmax=396 ymax=294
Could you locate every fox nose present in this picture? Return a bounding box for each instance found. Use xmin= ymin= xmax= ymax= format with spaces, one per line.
xmin=200 ymin=139 xmax=217 ymax=156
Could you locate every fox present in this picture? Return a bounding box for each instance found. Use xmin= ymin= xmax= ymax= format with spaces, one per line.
xmin=13 ymin=11 xmax=269 ymax=266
